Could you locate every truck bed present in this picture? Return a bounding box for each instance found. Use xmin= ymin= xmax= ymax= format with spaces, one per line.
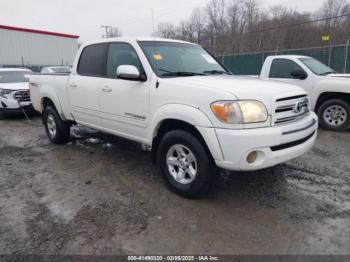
xmin=29 ymin=74 xmax=70 ymax=115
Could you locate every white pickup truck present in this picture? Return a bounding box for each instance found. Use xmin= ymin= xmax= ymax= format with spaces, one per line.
xmin=260 ymin=55 xmax=350 ymax=131
xmin=29 ymin=38 xmax=317 ymax=197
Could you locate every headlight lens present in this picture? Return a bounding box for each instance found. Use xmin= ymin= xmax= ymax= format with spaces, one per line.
xmin=211 ymin=101 xmax=268 ymax=124
xmin=0 ymin=89 xmax=12 ymax=98
xmin=238 ymin=101 xmax=268 ymax=123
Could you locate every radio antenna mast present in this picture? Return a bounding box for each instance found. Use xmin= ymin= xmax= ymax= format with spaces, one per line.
xmin=151 ymin=8 xmax=159 ymax=88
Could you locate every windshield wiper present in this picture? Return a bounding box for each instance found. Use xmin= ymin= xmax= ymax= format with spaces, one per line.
xmin=160 ymin=71 xmax=205 ymax=77
xmin=203 ymin=70 xmax=232 ymax=75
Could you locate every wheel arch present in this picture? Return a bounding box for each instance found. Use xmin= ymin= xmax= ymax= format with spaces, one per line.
xmin=149 ymin=104 xmax=223 ymax=164
xmin=315 ymin=92 xmax=350 ymax=113
xmin=151 ymin=119 xmax=216 ymax=164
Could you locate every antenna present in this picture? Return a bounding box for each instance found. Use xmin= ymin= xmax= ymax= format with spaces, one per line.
xmin=151 ymin=8 xmax=159 ymax=87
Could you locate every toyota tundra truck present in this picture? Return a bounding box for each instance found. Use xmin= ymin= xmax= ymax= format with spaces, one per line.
xmin=28 ymin=38 xmax=318 ymax=197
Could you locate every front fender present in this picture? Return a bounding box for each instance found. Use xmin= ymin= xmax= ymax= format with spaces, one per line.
xmin=149 ymin=104 xmax=224 ymax=161
xmin=313 ymin=80 xmax=350 ymax=109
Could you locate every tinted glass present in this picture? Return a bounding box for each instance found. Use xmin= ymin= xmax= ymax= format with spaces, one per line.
xmin=106 ymin=43 xmax=143 ymax=78
xmin=78 ymin=44 xmax=108 ymax=77
xmin=139 ymin=41 xmax=227 ymax=77
xmin=269 ymin=59 xmax=304 ymax=78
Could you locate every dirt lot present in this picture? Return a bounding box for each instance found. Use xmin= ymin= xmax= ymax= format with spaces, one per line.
xmin=0 ymin=115 xmax=349 ymax=255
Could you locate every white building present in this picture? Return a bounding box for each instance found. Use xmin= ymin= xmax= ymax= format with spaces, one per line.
xmin=0 ymin=25 xmax=79 ymax=70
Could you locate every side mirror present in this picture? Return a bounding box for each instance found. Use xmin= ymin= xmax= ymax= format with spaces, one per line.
xmin=291 ymin=70 xmax=307 ymax=80
xmin=116 ymin=65 xmax=146 ymax=81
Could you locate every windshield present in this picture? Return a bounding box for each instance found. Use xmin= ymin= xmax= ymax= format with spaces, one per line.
xmin=299 ymin=58 xmax=336 ymax=76
xmin=138 ymin=41 xmax=230 ymax=77
xmin=0 ymin=71 xmax=31 ymax=83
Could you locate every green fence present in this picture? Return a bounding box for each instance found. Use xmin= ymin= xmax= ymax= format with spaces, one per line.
xmin=218 ymin=44 xmax=350 ymax=75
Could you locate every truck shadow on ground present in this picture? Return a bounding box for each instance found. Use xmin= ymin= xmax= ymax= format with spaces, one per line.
xmin=69 ymin=125 xmax=302 ymax=206
xmin=68 ymin=124 xmax=350 ymax=222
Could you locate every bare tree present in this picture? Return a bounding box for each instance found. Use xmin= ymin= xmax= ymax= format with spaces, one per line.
xmin=206 ymin=0 xmax=227 ymax=52
xmin=156 ymin=0 xmax=350 ymax=55
xmin=190 ymin=7 xmax=206 ymax=43
xmin=108 ymin=27 xmax=123 ymax=38
xmin=157 ymin=22 xmax=177 ymax=39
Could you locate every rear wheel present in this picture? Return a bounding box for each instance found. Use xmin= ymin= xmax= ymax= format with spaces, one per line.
xmin=157 ymin=130 xmax=214 ymax=198
xmin=43 ymin=106 xmax=71 ymax=144
xmin=318 ymin=99 xmax=350 ymax=131
xmin=0 ymin=109 xmax=4 ymax=120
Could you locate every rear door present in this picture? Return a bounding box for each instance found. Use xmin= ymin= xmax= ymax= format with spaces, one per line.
xmin=68 ymin=43 xmax=108 ymax=127
xmin=99 ymin=42 xmax=150 ymax=140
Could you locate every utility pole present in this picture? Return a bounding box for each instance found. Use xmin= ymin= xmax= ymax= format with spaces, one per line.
xmin=101 ymin=25 xmax=112 ymax=38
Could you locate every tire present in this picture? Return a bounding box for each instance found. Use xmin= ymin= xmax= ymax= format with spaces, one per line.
xmin=43 ymin=106 xmax=71 ymax=144
xmin=0 ymin=109 xmax=4 ymax=120
xmin=318 ymin=99 xmax=350 ymax=132
xmin=157 ymin=130 xmax=214 ymax=198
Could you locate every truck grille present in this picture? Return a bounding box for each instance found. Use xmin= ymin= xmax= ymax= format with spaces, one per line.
xmin=274 ymin=95 xmax=309 ymax=125
xmin=14 ymin=90 xmax=31 ymax=102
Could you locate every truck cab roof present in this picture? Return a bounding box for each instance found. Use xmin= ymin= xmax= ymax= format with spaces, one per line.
xmin=80 ymin=37 xmax=197 ymax=47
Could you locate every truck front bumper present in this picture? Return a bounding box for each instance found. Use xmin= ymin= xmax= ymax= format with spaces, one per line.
xmin=213 ymin=112 xmax=318 ymax=171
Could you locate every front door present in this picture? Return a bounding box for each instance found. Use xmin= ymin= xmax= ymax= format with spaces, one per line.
xmin=99 ymin=42 xmax=150 ymax=141
xmin=268 ymin=58 xmax=314 ymax=94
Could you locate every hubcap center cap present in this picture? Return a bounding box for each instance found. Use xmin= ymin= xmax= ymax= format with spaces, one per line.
xmin=179 ymin=158 xmax=188 ymax=168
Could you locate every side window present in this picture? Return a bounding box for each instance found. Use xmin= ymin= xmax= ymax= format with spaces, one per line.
xmin=78 ymin=44 xmax=108 ymax=77
xmin=269 ymin=59 xmax=304 ymax=79
xmin=106 ymin=43 xmax=143 ymax=78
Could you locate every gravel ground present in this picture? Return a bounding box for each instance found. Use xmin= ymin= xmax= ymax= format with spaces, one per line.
xmin=0 ymin=116 xmax=349 ymax=255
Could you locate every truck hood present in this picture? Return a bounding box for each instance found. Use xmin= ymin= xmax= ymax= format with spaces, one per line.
xmin=166 ymin=75 xmax=306 ymax=104
xmin=0 ymin=82 xmax=29 ymax=91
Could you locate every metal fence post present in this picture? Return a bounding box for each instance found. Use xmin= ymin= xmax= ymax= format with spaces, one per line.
xmin=275 ymin=47 xmax=279 ymax=55
xmin=328 ymin=44 xmax=332 ymax=67
xmin=344 ymin=39 xmax=349 ymax=73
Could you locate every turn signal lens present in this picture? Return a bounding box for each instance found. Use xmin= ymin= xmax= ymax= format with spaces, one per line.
xmin=211 ymin=101 xmax=243 ymax=124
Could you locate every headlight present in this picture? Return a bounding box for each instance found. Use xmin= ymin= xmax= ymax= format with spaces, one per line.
xmin=0 ymin=89 xmax=12 ymax=98
xmin=211 ymin=100 xmax=268 ymax=124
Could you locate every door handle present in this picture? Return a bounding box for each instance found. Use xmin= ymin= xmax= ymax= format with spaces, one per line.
xmin=70 ymin=83 xmax=78 ymax=88
xmin=102 ymin=86 xmax=112 ymax=93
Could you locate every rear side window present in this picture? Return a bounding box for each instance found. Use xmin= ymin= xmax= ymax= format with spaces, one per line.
xmin=78 ymin=44 xmax=108 ymax=77
xmin=269 ymin=59 xmax=304 ymax=78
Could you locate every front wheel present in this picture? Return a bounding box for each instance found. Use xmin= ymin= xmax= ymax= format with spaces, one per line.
xmin=157 ymin=130 xmax=214 ymax=198
xmin=318 ymin=99 xmax=350 ymax=132
xmin=43 ymin=106 xmax=71 ymax=144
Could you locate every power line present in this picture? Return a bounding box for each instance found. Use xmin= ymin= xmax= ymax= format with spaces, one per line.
xmin=200 ymin=12 xmax=350 ymax=42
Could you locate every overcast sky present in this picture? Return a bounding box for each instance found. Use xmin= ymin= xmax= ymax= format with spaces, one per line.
xmin=0 ymin=0 xmax=325 ymax=42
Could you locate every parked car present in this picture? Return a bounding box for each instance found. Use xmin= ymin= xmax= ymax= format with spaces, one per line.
xmin=41 ymin=66 xmax=71 ymax=74
xmin=28 ymin=38 xmax=318 ymax=197
xmin=0 ymin=68 xmax=33 ymax=119
xmin=259 ymin=55 xmax=350 ymax=131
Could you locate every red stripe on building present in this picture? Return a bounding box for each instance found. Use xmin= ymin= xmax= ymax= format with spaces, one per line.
xmin=0 ymin=24 xmax=79 ymax=39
